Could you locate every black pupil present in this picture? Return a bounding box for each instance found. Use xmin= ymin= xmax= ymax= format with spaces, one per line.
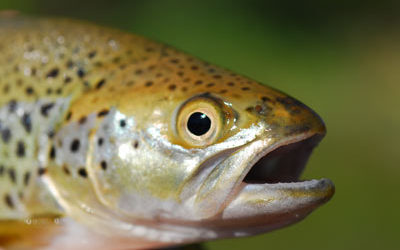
xmin=187 ymin=112 xmax=211 ymax=136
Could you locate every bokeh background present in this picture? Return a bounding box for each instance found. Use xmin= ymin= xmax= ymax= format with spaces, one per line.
xmin=1 ymin=0 xmax=399 ymax=249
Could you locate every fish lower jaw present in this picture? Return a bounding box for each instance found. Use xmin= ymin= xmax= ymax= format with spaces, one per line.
xmin=214 ymin=178 xmax=334 ymax=235
xmin=204 ymin=133 xmax=335 ymax=233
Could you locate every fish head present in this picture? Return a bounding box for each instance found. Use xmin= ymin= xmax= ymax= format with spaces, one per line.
xmin=75 ymin=46 xmax=334 ymax=241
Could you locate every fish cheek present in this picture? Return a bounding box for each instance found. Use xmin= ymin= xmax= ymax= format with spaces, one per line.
xmin=90 ymin=137 xmax=190 ymax=219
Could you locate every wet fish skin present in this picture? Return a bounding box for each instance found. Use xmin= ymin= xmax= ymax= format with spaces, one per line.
xmin=0 ymin=14 xmax=333 ymax=249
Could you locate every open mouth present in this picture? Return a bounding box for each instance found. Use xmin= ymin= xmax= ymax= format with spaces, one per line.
xmin=243 ymin=134 xmax=324 ymax=185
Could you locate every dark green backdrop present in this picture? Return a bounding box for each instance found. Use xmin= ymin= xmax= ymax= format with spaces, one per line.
xmin=1 ymin=1 xmax=398 ymax=249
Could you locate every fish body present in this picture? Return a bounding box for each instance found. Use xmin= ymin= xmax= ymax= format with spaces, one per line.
xmin=0 ymin=13 xmax=334 ymax=249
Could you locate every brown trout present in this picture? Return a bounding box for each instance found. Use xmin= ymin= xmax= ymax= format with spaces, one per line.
xmin=0 ymin=13 xmax=334 ymax=250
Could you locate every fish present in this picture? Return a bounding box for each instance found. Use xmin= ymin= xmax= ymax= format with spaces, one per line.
xmin=0 ymin=12 xmax=334 ymax=250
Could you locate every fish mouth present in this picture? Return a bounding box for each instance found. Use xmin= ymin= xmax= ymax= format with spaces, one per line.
xmin=242 ymin=133 xmax=324 ymax=185
xmin=214 ymin=132 xmax=334 ymax=233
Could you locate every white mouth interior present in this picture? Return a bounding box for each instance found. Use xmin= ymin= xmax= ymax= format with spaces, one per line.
xmin=243 ymin=134 xmax=323 ymax=184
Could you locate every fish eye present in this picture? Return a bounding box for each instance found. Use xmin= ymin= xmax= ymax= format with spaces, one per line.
xmin=187 ymin=112 xmax=211 ymax=136
xmin=176 ymin=95 xmax=229 ymax=147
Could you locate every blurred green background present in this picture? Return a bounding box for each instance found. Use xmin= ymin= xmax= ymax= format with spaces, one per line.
xmin=1 ymin=0 xmax=399 ymax=249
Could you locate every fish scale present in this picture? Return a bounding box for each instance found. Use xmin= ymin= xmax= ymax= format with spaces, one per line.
xmin=0 ymin=98 xmax=69 ymax=219
xmin=0 ymin=13 xmax=333 ymax=249
xmin=0 ymin=16 xmax=162 ymax=220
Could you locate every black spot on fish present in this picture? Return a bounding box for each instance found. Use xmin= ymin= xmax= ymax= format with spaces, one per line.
xmin=1 ymin=128 xmax=11 ymax=143
xmin=95 ymin=79 xmax=106 ymax=89
xmin=49 ymin=145 xmax=56 ymax=159
xmin=4 ymin=194 xmax=14 ymax=209
xmin=16 ymin=141 xmax=25 ymax=157
xmin=79 ymin=116 xmax=87 ymax=124
xmin=97 ymin=109 xmax=109 ymax=117
xmin=77 ymin=68 xmax=85 ymax=78
xmin=21 ymin=113 xmax=32 ymax=133
xmin=133 ymin=141 xmax=139 ymax=149
xmin=62 ymin=165 xmax=71 ymax=175
xmin=23 ymin=172 xmax=31 ymax=186
xmin=261 ymin=96 xmax=271 ymax=102
xmin=8 ymin=168 xmax=16 ymax=184
xmin=98 ymin=137 xmax=104 ymax=146
xmin=100 ymin=161 xmax=107 ymax=170
xmin=8 ymin=100 xmax=17 ymax=113
xmin=38 ymin=168 xmax=47 ymax=176
xmin=64 ymin=76 xmax=72 ymax=84
xmin=88 ymin=51 xmax=97 ymax=59
xmin=25 ymin=86 xmax=34 ymax=95
xmin=213 ymin=74 xmax=222 ymax=79
xmin=40 ymin=103 xmax=55 ymax=117
xmin=78 ymin=168 xmax=87 ymax=178
xmin=47 ymin=130 xmax=55 ymax=138
xmin=66 ymin=60 xmax=74 ymax=68
xmin=66 ymin=112 xmax=72 ymax=121
xmin=168 ymin=84 xmax=176 ymax=91
xmin=70 ymin=139 xmax=80 ymax=152
xmin=46 ymin=68 xmax=59 ymax=78
xmin=119 ymin=119 xmax=126 ymax=128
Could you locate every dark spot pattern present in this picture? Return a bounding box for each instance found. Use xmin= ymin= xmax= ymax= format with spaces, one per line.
xmin=100 ymin=161 xmax=107 ymax=170
xmin=16 ymin=141 xmax=25 ymax=157
xmin=4 ymin=194 xmax=14 ymax=209
xmin=65 ymin=112 xmax=72 ymax=121
xmin=40 ymin=103 xmax=55 ymax=117
xmin=70 ymin=139 xmax=80 ymax=152
xmin=88 ymin=51 xmax=97 ymax=59
xmin=77 ymin=68 xmax=85 ymax=78
xmin=23 ymin=172 xmax=31 ymax=186
xmin=25 ymin=87 xmax=34 ymax=95
xmin=119 ymin=119 xmax=126 ymax=128
xmin=38 ymin=168 xmax=47 ymax=176
xmin=95 ymin=79 xmax=106 ymax=89
xmin=78 ymin=168 xmax=87 ymax=178
xmin=21 ymin=113 xmax=32 ymax=133
xmin=79 ymin=116 xmax=87 ymax=124
xmin=97 ymin=109 xmax=109 ymax=117
xmin=98 ymin=137 xmax=104 ymax=146
xmin=8 ymin=168 xmax=16 ymax=184
xmin=8 ymin=100 xmax=17 ymax=113
xmin=46 ymin=68 xmax=59 ymax=78
xmin=62 ymin=165 xmax=71 ymax=175
xmin=261 ymin=96 xmax=271 ymax=102
xmin=64 ymin=76 xmax=72 ymax=84
xmin=49 ymin=145 xmax=56 ymax=159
